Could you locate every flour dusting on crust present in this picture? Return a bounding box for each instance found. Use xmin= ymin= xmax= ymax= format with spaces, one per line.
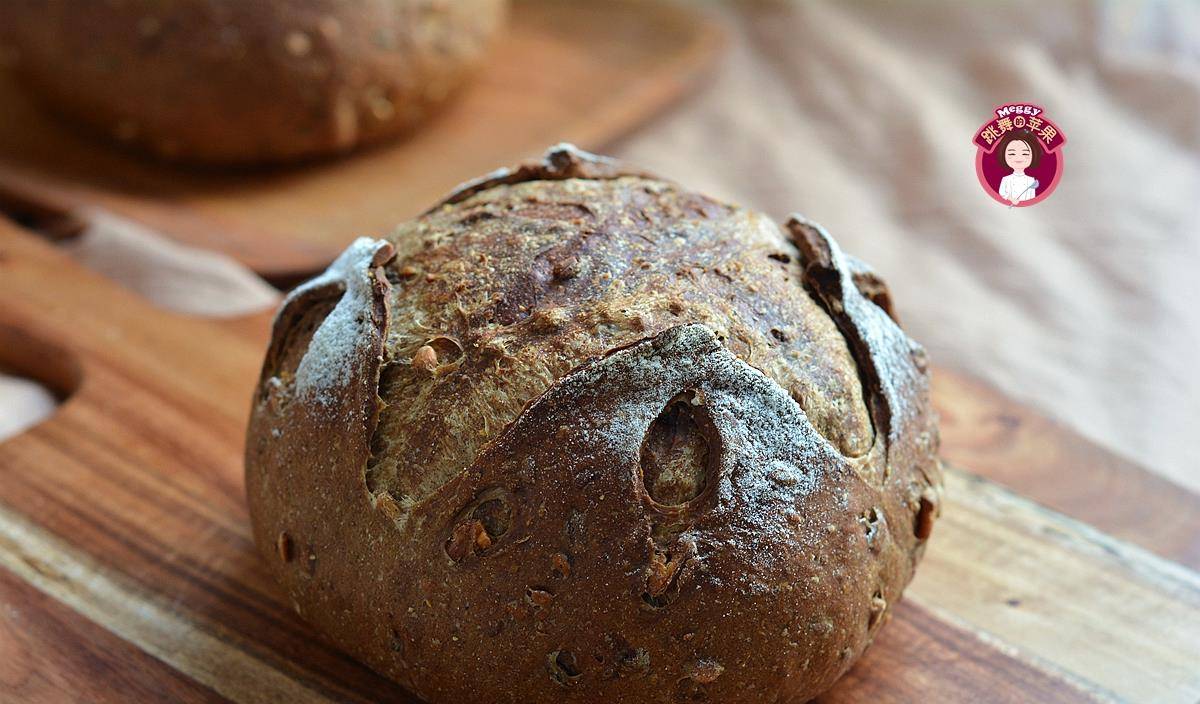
xmin=496 ymin=323 xmax=837 ymax=581
xmin=291 ymin=237 xmax=393 ymax=405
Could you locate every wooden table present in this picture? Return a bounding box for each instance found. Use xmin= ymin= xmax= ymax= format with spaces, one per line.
xmin=1 ymin=218 xmax=1198 ymax=703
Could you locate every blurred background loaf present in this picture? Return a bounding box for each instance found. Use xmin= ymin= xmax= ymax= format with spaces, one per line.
xmin=0 ymin=0 xmax=507 ymax=164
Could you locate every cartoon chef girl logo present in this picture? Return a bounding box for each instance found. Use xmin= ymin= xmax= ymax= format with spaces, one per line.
xmin=973 ymin=104 xmax=1066 ymax=207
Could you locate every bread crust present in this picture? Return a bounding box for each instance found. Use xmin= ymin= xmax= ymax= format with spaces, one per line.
xmin=0 ymin=0 xmax=506 ymax=164
xmin=246 ymin=145 xmax=942 ymax=703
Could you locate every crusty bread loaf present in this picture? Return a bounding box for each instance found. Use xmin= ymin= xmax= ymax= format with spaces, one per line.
xmin=0 ymin=0 xmax=506 ymax=164
xmin=245 ymin=145 xmax=943 ymax=703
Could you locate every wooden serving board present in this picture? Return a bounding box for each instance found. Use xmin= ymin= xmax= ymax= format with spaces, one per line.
xmin=0 ymin=0 xmax=724 ymax=283
xmin=2 ymin=220 xmax=1199 ymax=703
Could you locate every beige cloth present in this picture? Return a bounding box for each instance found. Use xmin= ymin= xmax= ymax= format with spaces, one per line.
xmin=3 ymin=1 xmax=1197 ymax=492
xmin=614 ymin=0 xmax=1200 ymax=491
xmin=61 ymin=211 xmax=280 ymax=317
xmin=0 ymin=372 xmax=56 ymax=441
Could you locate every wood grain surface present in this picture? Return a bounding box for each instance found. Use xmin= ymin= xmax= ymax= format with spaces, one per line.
xmin=0 ymin=0 xmax=723 ymax=282
xmin=934 ymin=369 xmax=1200 ymax=571
xmin=3 ymin=220 xmax=1199 ymax=702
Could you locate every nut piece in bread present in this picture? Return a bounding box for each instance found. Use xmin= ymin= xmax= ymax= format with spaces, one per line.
xmin=245 ymin=145 xmax=943 ymax=703
xmin=0 ymin=0 xmax=506 ymax=164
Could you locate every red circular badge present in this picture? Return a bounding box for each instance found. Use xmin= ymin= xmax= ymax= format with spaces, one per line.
xmin=973 ymin=103 xmax=1066 ymax=207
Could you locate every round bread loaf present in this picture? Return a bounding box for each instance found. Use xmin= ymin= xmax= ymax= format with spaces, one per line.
xmin=0 ymin=0 xmax=506 ymax=164
xmin=245 ymin=145 xmax=943 ymax=703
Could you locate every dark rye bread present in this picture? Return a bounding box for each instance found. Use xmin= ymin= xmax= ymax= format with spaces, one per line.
xmin=245 ymin=145 xmax=943 ymax=703
xmin=0 ymin=0 xmax=506 ymax=164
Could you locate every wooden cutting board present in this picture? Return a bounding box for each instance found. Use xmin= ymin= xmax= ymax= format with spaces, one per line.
xmin=0 ymin=0 xmax=724 ymax=283
xmin=2 ymin=220 xmax=1199 ymax=703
